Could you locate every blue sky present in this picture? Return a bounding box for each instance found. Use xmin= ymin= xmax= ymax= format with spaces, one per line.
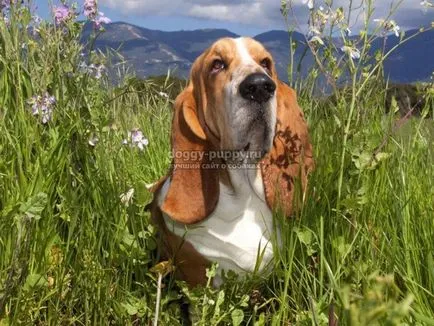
xmin=34 ymin=0 xmax=434 ymax=36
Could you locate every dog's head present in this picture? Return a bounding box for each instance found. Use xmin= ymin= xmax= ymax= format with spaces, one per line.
xmin=160 ymin=37 xmax=314 ymax=224
xmin=188 ymin=37 xmax=277 ymax=155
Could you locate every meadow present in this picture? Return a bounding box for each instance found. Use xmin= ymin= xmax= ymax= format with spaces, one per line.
xmin=0 ymin=1 xmax=433 ymax=325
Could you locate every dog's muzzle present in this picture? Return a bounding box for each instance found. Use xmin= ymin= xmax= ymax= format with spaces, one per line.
xmin=239 ymin=73 xmax=276 ymax=104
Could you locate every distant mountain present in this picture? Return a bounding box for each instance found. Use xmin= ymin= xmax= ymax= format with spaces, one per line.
xmin=82 ymin=22 xmax=434 ymax=84
xmin=252 ymin=30 xmax=314 ymax=80
xmin=375 ymin=29 xmax=434 ymax=83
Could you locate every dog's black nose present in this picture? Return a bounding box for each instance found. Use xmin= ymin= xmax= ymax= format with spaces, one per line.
xmin=239 ymin=73 xmax=276 ymax=104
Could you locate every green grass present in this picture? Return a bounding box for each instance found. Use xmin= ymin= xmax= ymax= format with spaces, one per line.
xmin=0 ymin=2 xmax=433 ymax=325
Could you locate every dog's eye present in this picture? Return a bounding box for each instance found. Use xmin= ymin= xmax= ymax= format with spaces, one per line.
xmin=211 ymin=59 xmax=225 ymax=73
xmin=260 ymin=58 xmax=271 ymax=72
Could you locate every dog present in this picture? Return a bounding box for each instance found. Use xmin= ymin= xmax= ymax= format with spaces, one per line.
xmin=149 ymin=37 xmax=314 ymax=288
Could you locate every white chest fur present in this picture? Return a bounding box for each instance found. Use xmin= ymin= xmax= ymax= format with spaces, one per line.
xmin=158 ymin=168 xmax=276 ymax=282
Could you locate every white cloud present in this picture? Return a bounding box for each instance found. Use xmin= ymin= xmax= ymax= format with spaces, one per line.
xmin=187 ymin=2 xmax=266 ymax=25
xmin=102 ymin=0 xmax=184 ymax=15
xmin=100 ymin=0 xmax=433 ymax=31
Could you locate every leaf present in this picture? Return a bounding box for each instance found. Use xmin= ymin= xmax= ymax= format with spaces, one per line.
xmin=294 ymin=227 xmax=317 ymax=256
xmin=23 ymin=273 xmax=48 ymax=291
xmin=332 ymin=236 xmax=351 ymax=256
xmin=19 ymin=192 xmax=48 ymax=220
xmin=121 ymin=231 xmax=137 ymax=248
xmin=352 ymin=150 xmax=390 ymax=171
xmin=357 ymin=184 xmax=369 ymax=205
xmin=212 ymin=290 xmax=225 ymax=319
xmin=0 ymin=318 xmax=10 ymax=326
xmin=391 ymin=96 xmax=399 ymax=114
xmin=333 ymin=115 xmax=341 ymax=128
xmin=374 ymin=152 xmax=391 ymax=163
xmin=294 ymin=227 xmax=313 ymax=246
xmin=231 ymin=309 xmax=244 ymax=326
xmin=135 ymin=181 xmax=151 ymax=205
xmin=254 ymin=313 xmax=266 ymax=326
xmin=353 ymin=151 xmax=372 ymax=170
xmin=240 ymin=294 xmax=250 ymax=307
xmin=121 ymin=302 xmax=138 ymax=316
xmin=341 ymin=198 xmax=360 ymax=213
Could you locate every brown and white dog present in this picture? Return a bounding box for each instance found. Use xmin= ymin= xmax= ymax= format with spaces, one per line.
xmin=149 ymin=37 xmax=314 ymax=288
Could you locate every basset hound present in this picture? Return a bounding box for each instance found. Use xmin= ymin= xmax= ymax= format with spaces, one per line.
xmin=149 ymin=37 xmax=314 ymax=288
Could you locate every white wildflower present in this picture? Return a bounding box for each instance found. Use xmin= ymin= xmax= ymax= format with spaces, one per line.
xmin=120 ymin=188 xmax=135 ymax=206
xmin=309 ymin=35 xmax=324 ymax=45
xmin=158 ymin=91 xmax=169 ymax=99
xmin=374 ymin=19 xmax=401 ymax=37
xmin=308 ymin=25 xmax=322 ymax=37
xmin=94 ymin=64 xmax=106 ymax=79
xmin=307 ymin=5 xmax=333 ymax=40
xmin=341 ymin=45 xmax=360 ymax=59
xmin=79 ymin=62 xmax=106 ymax=79
xmin=420 ymin=0 xmax=434 ymax=8
xmin=317 ymin=7 xmax=330 ymax=23
xmin=373 ymin=18 xmax=385 ymax=24
xmin=78 ymin=61 xmax=90 ymax=74
xmin=303 ymin=0 xmax=314 ymax=10
xmin=88 ymin=135 xmax=99 ymax=147
xmin=388 ymin=20 xmax=400 ymax=37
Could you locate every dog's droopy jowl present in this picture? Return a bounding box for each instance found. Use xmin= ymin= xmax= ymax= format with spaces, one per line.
xmin=149 ymin=37 xmax=314 ymax=287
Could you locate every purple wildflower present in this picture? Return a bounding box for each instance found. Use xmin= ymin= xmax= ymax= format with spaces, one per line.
xmin=123 ymin=129 xmax=149 ymax=151
xmin=28 ymin=92 xmax=56 ymax=124
xmin=0 ymin=0 xmax=15 ymax=11
xmin=53 ymin=4 xmax=71 ymax=25
xmin=83 ymin=0 xmax=111 ymax=29
xmin=32 ymin=15 xmax=42 ymax=26
xmin=94 ymin=12 xmax=111 ymax=28
xmin=83 ymin=0 xmax=97 ymax=19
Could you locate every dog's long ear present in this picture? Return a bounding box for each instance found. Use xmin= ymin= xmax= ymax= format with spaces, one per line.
xmin=160 ymin=57 xmax=219 ymax=224
xmin=261 ymin=81 xmax=314 ymax=216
